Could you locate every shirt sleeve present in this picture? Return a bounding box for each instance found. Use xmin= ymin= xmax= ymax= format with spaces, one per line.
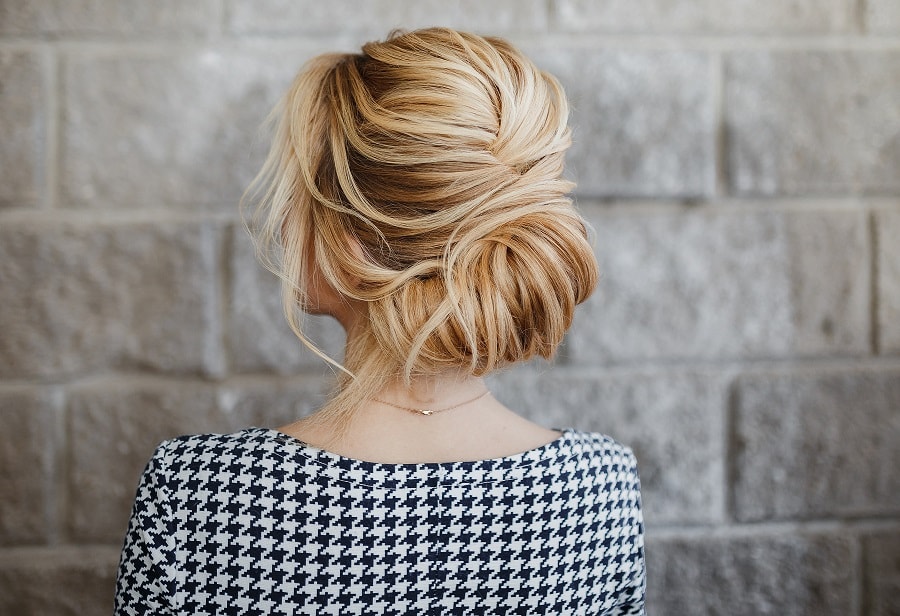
xmin=604 ymin=447 xmax=647 ymax=616
xmin=115 ymin=441 xmax=178 ymax=616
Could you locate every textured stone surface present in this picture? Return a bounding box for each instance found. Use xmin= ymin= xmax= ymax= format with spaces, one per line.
xmin=489 ymin=367 xmax=729 ymax=525
xmin=0 ymin=50 xmax=45 ymax=207
xmin=569 ymin=207 xmax=869 ymax=363
xmin=61 ymin=49 xmax=312 ymax=209
xmin=878 ymin=209 xmax=900 ymax=354
xmin=645 ymin=532 xmax=855 ymax=615
xmin=726 ymin=51 xmax=900 ymax=195
xmin=556 ymin=0 xmax=854 ymax=32
xmin=0 ymin=0 xmax=219 ymax=35
xmin=864 ymin=530 xmax=900 ymax=616
xmin=226 ymin=0 xmax=547 ymax=34
xmin=0 ymin=388 xmax=59 ymax=544
xmin=229 ymin=225 xmax=346 ymax=373
xmin=66 ymin=379 xmax=235 ymax=542
xmin=0 ymin=220 xmax=222 ymax=378
xmin=732 ymin=367 xmax=900 ymax=521
xmin=868 ymin=0 xmax=900 ymax=32
xmin=530 ymin=49 xmax=713 ymax=198
xmin=0 ymin=546 xmax=118 ymax=616
xmin=218 ymin=376 xmax=332 ymax=428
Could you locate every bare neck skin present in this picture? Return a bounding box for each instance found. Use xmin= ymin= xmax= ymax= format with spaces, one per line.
xmin=277 ymin=292 xmax=561 ymax=463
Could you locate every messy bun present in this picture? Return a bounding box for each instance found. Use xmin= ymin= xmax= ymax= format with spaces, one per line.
xmin=246 ymin=28 xmax=598 ymax=422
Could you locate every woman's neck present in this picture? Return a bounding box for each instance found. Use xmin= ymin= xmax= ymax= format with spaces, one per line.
xmin=370 ymin=372 xmax=490 ymax=414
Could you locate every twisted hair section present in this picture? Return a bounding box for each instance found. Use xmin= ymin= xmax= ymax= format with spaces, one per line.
xmin=244 ymin=28 xmax=599 ymax=422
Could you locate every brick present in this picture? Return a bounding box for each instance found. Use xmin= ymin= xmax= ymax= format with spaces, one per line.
xmin=0 ymin=388 xmax=59 ymax=544
xmin=864 ymin=530 xmax=900 ymax=616
xmin=0 ymin=50 xmax=45 ymax=208
xmin=66 ymin=379 xmax=235 ymax=542
xmin=868 ymin=0 xmax=900 ymax=32
xmin=0 ymin=220 xmax=222 ymax=378
xmin=726 ymin=51 xmax=900 ymax=196
xmin=218 ymin=376 xmax=332 ymax=428
xmin=0 ymin=0 xmax=219 ymax=36
xmin=645 ymin=532 xmax=855 ymax=615
xmin=226 ymin=0 xmax=547 ymax=35
xmin=568 ymin=207 xmax=869 ymax=363
xmin=0 ymin=546 xmax=118 ymax=616
xmin=60 ymin=49 xmax=314 ymax=209
xmin=878 ymin=209 xmax=900 ymax=354
xmin=229 ymin=225 xmax=346 ymax=373
xmin=732 ymin=367 xmax=900 ymax=521
xmin=530 ymin=49 xmax=713 ymax=198
xmin=489 ymin=366 xmax=728 ymax=525
xmin=555 ymin=0 xmax=854 ymax=33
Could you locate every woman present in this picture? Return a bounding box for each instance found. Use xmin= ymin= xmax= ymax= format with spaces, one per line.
xmin=116 ymin=28 xmax=645 ymax=615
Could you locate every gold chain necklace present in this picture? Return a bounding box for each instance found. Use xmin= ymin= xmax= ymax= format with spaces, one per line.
xmin=372 ymin=390 xmax=491 ymax=416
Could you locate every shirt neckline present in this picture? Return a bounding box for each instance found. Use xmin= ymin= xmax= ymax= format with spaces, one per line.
xmin=250 ymin=426 xmax=581 ymax=489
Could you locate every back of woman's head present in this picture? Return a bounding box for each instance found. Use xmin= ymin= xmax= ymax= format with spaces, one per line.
xmin=248 ymin=27 xmax=599 ymax=417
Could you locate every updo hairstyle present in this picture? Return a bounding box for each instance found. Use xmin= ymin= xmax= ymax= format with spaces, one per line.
xmin=247 ymin=28 xmax=598 ymax=421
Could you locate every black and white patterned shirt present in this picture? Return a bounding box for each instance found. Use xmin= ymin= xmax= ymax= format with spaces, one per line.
xmin=116 ymin=427 xmax=645 ymax=615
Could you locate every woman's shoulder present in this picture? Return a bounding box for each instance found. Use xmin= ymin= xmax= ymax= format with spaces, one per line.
xmin=152 ymin=427 xmax=267 ymax=454
xmin=142 ymin=428 xmax=277 ymax=479
xmin=564 ymin=429 xmax=639 ymax=465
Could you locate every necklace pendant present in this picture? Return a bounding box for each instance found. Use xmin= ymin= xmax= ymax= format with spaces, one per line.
xmin=418 ymin=409 xmax=434 ymax=416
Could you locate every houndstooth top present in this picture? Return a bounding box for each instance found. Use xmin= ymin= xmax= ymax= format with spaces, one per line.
xmin=115 ymin=427 xmax=646 ymax=615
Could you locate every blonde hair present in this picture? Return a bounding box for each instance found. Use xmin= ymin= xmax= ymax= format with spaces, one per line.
xmin=245 ymin=28 xmax=598 ymax=426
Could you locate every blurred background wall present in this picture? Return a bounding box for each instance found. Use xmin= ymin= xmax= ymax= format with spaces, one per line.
xmin=1 ymin=1 xmax=898 ymax=614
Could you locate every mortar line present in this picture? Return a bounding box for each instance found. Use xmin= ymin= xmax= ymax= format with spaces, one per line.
xmin=710 ymin=50 xmax=727 ymax=199
xmin=723 ymin=379 xmax=739 ymax=523
xmin=5 ymin=33 xmax=898 ymax=54
xmin=216 ymin=0 xmax=230 ymax=39
xmin=0 ymin=207 xmax=240 ymax=225
xmin=645 ymin=517 xmax=900 ymax=539
xmin=47 ymin=386 xmax=65 ymax=545
xmin=4 ymin=354 xmax=900 ymax=389
xmin=853 ymin=533 xmax=865 ymax=616
xmin=217 ymin=221 xmax=234 ymax=378
xmin=576 ymin=197 xmax=887 ymax=214
xmin=1 ymin=197 xmax=889 ymax=226
xmin=44 ymin=44 xmax=59 ymax=210
xmin=544 ymin=0 xmax=558 ymax=32
xmin=869 ymin=209 xmax=881 ymax=356
xmin=15 ymin=197 xmax=881 ymax=223
xmin=57 ymin=386 xmax=72 ymax=544
xmin=856 ymin=0 xmax=869 ymax=34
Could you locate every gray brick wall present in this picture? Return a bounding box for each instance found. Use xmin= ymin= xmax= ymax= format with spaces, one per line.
xmin=0 ymin=1 xmax=897 ymax=614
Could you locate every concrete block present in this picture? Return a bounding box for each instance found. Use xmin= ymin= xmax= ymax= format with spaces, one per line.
xmin=732 ymin=367 xmax=900 ymax=521
xmin=0 ymin=546 xmax=118 ymax=616
xmin=0 ymin=388 xmax=59 ymax=545
xmin=489 ymin=366 xmax=729 ymax=525
xmin=530 ymin=48 xmax=713 ymax=198
xmin=226 ymin=0 xmax=547 ymax=35
xmin=864 ymin=530 xmax=900 ymax=616
xmin=867 ymin=0 xmax=900 ymax=32
xmin=61 ymin=49 xmax=313 ymax=209
xmin=0 ymin=0 xmax=219 ymax=36
xmin=645 ymin=532 xmax=855 ymax=616
xmin=877 ymin=209 xmax=900 ymax=354
xmin=555 ymin=0 xmax=855 ymax=33
xmin=229 ymin=225 xmax=345 ymax=373
xmin=0 ymin=220 xmax=222 ymax=378
xmin=726 ymin=51 xmax=900 ymax=195
xmin=66 ymin=379 xmax=237 ymax=542
xmin=568 ymin=207 xmax=869 ymax=363
xmin=218 ymin=376 xmax=332 ymax=428
xmin=0 ymin=50 xmax=45 ymax=208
